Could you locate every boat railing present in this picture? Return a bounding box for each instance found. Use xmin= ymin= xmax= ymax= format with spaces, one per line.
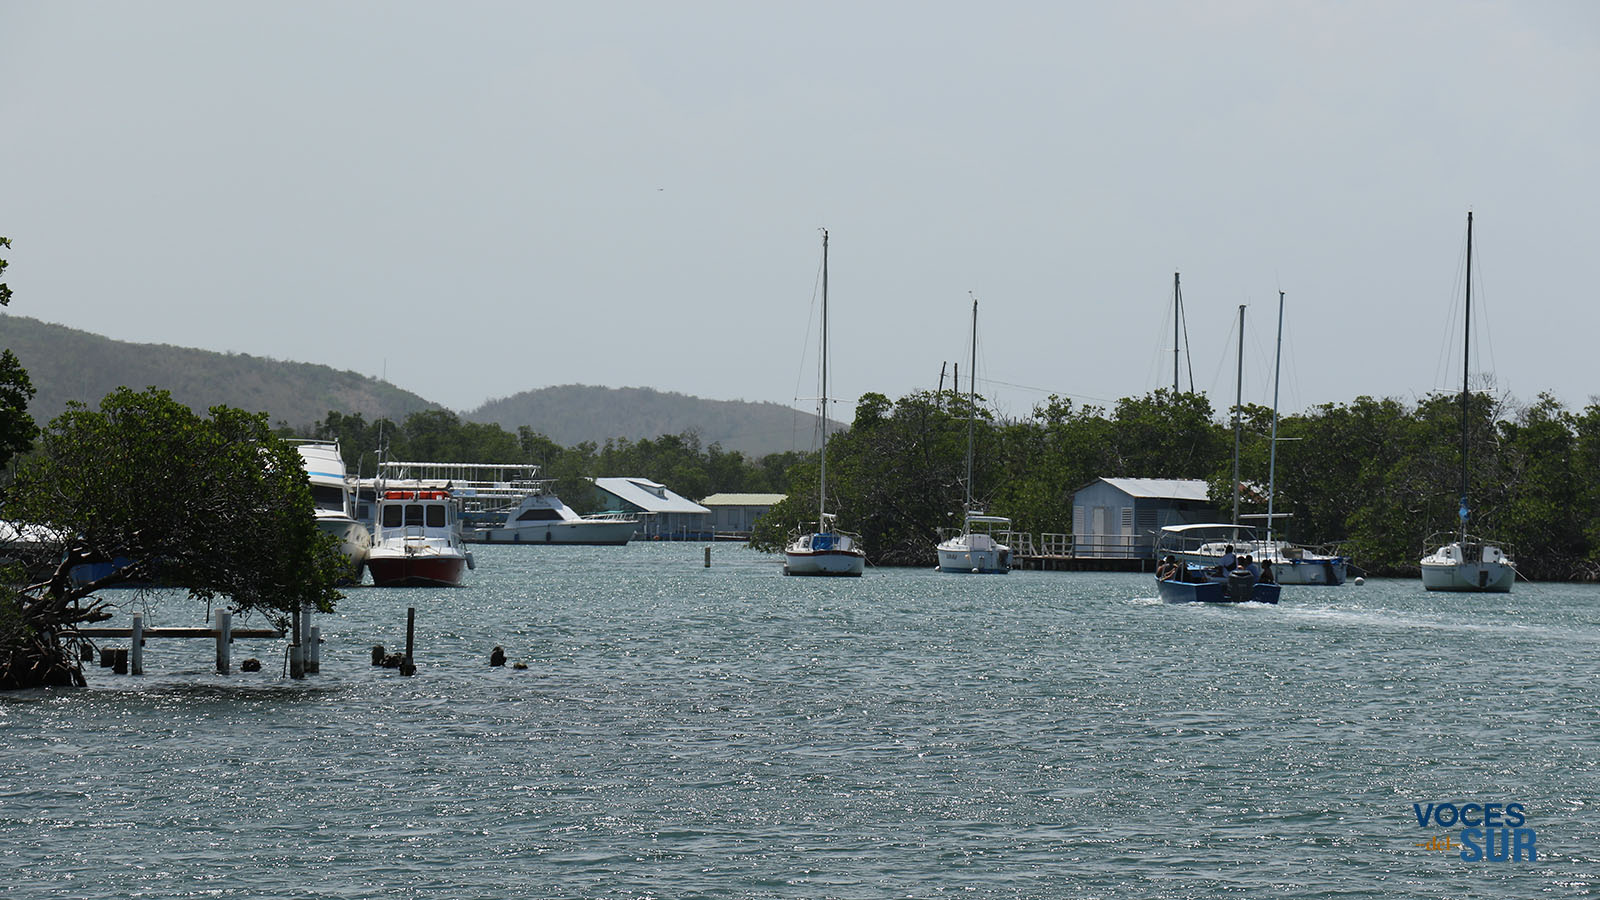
xmin=1422 ymin=531 xmax=1515 ymax=560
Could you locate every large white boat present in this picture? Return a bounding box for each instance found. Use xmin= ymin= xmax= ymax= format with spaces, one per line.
xmin=366 ymin=486 xmax=472 ymax=587
xmin=935 ymin=297 xmax=1010 ymax=575
xmin=1420 ymin=212 xmax=1514 ymax=593
xmin=784 ymin=228 xmax=866 ymax=577
xmin=937 ymin=514 xmax=1013 ymax=574
xmin=467 ymin=490 xmax=636 ymax=545
xmin=293 ymin=440 xmax=371 ymax=584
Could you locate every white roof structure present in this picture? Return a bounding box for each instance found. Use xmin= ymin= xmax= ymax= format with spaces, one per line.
xmin=698 ymin=493 xmax=786 ymax=507
xmin=1094 ymin=478 xmax=1211 ymax=502
xmin=593 ymin=477 xmax=711 ymax=514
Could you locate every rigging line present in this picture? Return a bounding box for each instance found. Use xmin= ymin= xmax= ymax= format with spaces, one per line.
xmin=789 ymin=233 xmax=827 ymax=451
xmin=1179 ymin=283 xmax=1195 ymax=393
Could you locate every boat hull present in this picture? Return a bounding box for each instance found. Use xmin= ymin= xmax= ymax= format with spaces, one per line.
xmin=316 ymin=516 xmax=372 ymax=584
xmin=784 ymin=549 xmax=866 ymax=576
xmin=936 ymin=546 xmax=1011 ymax=574
xmin=1157 ymin=576 xmax=1281 ymax=604
xmin=1420 ymin=561 xmax=1514 ymax=592
xmin=466 ymin=520 xmax=634 ymax=546
xmin=367 ymin=554 xmax=467 ymax=588
xmin=1269 ymin=557 xmax=1348 ymax=586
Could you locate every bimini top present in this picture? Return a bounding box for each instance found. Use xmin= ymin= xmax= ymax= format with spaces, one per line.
xmin=1159 ymin=522 xmax=1261 ymax=537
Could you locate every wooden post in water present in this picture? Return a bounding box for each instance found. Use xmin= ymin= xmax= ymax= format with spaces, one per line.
xmin=289 ymin=603 xmax=305 ymax=680
xmin=307 ymin=622 xmax=321 ymax=674
xmin=704 ymin=546 xmax=711 ymax=567
xmin=216 ymin=610 xmax=232 ymax=675
xmin=130 ymin=614 xmax=144 ymax=676
xmin=401 ymin=607 xmax=416 ymax=676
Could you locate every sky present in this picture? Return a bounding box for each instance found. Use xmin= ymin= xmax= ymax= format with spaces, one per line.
xmin=2 ymin=1 xmax=1597 ymax=424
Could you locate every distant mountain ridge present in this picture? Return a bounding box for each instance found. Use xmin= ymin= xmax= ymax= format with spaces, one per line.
xmin=1 ymin=317 xmax=825 ymax=457
xmin=2 ymin=315 xmax=438 ymax=427
xmin=466 ymin=385 xmax=825 ymax=457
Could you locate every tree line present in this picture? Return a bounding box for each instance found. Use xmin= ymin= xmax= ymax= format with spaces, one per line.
xmin=751 ymin=386 xmax=1600 ymax=581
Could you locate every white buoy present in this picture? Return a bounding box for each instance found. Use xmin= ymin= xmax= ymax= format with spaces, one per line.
xmin=1354 ymin=576 xmax=1365 ymax=586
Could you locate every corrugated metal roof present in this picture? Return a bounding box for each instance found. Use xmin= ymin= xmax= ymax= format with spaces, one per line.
xmin=1097 ymin=477 xmax=1212 ymax=501
xmin=698 ymin=493 xmax=787 ymax=507
xmin=593 ymin=477 xmax=712 ymax=514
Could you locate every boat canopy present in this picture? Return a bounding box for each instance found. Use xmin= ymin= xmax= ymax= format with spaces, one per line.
xmin=1159 ymin=523 xmax=1261 ymax=537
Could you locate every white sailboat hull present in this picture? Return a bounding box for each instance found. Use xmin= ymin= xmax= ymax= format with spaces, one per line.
xmin=1420 ymin=559 xmax=1514 ymax=592
xmin=936 ymin=534 xmax=1011 ymax=574
xmin=1420 ymin=541 xmax=1514 ymax=592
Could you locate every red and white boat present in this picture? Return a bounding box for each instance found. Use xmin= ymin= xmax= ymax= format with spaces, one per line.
xmin=365 ymin=488 xmax=473 ymax=587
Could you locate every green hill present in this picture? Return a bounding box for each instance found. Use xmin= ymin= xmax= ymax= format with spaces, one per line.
xmin=1 ymin=315 xmax=437 ymax=428
xmin=467 ymin=385 xmax=827 ymax=457
xmin=0 ymin=317 xmax=828 ymax=457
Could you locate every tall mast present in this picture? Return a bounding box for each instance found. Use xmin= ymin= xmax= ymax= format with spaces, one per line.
xmin=1459 ymin=211 xmax=1472 ymax=540
xmin=1173 ymin=273 xmax=1181 ymax=394
xmin=1231 ymin=304 xmax=1244 ymax=527
xmin=966 ymin=296 xmax=977 ymax=516
xmin=1267 ymin=291 xmax=1285 ymax=546
xmin=819 ymin=228 xmax=829 ymax=532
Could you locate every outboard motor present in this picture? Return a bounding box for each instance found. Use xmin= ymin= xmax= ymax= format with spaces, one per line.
xmin=1227 ymin=569 xmax=1257 ymax=601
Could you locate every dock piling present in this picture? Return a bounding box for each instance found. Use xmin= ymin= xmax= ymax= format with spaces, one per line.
xmin=216 ymin=610 xmax=232 ymax=675
xmin=401 ymin=607 xmax=416 ymax=676
xmin=130 ymin=614 xmax=144 ymax=676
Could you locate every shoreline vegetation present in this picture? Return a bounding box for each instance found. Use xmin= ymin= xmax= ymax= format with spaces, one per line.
xmin=300 ymin=385 xmax=1600 ymax=583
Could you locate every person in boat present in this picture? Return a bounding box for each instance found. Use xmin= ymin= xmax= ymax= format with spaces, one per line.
xmin=1245 ymin=555 xmax=1261 ymax=580
xmin=1218 ymin=544 xmax=1238 ymax=573
xmin=1260 ymin=560 xmax=1276 ymax=584
xmin=1156 ymin=555 xmax=1179 ymax=581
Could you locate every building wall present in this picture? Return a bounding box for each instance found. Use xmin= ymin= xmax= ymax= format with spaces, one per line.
xmin=1072 ymin=482 xmax=1218 ymax=558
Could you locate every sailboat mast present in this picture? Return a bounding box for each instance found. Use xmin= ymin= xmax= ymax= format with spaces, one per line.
xmin=966 ymin=296 xmax=977 ymax=515
xmin=819 ymin=229 xmax=829 ymax=532
xmin=1232 ymin=304 xmax=1244 ymax=527
xmin=1459 ymin=212 xmax=1472 ymax=541
xmin=1267 ymin=291 xmax=1284 ymax=546
xmin=1173 ymin=272 xmax=1181 ymax=394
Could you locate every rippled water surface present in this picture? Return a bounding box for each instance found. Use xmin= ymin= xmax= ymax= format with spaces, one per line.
xmin=3 ymin=543 xmax=1597 ymax=898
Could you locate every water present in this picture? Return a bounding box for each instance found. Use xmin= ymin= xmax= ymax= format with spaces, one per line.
xmin=3 ymin=543 xmax=1596 ymax=898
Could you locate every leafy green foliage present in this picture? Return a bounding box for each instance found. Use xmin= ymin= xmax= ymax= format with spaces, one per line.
xmin=2 ymin=388 xmax=347 ymax=688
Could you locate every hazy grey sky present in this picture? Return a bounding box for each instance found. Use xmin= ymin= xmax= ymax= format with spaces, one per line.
xmin=3 ymin=1 xmax=1596 ymax=422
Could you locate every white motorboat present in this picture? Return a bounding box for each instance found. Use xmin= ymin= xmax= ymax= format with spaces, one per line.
xmin=936 ymin=296 xmax=1010 ymax=574
xmin=293 ymin=440 xmax=371 ymax=584
xmin=366 ymin=487 xmax=472 ymax=587
xmin=1419 ymin=212 xmax=1514 ymax=593
xmin=784 ymin=228 xmax=866 ymax=577
xmin=466 ymin=490 xmax=636 ymax=545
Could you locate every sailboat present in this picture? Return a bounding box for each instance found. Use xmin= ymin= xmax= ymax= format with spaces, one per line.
xmin=783 ymin=229 xmax=866 ymax=577
xmin=1245 ymin=291 xmax=1350 ymax=586
xmin=936 ymin=297 xmax=1012 ymax=574
xmin=1420 ymin=211 xmax=1515 ymax=592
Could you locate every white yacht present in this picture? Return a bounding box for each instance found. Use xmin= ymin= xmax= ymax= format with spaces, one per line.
xmin=293 ymin=440 xmax=371 ymax=584
xmin=466 ymin=490 xmax=636 ymax=545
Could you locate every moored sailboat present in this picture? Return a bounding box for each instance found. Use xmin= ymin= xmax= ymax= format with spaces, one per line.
xmin=1420 ymin=211 xmax=1514 ymax=592
xmin=784 ymin=229 xmax=866 ymax=577
xmin=936 ymin=297 xmax=1011 ymax=574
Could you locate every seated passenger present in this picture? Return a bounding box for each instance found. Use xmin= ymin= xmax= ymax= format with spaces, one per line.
xmin=1156 ymin=555 xmax=1179 ymax=581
